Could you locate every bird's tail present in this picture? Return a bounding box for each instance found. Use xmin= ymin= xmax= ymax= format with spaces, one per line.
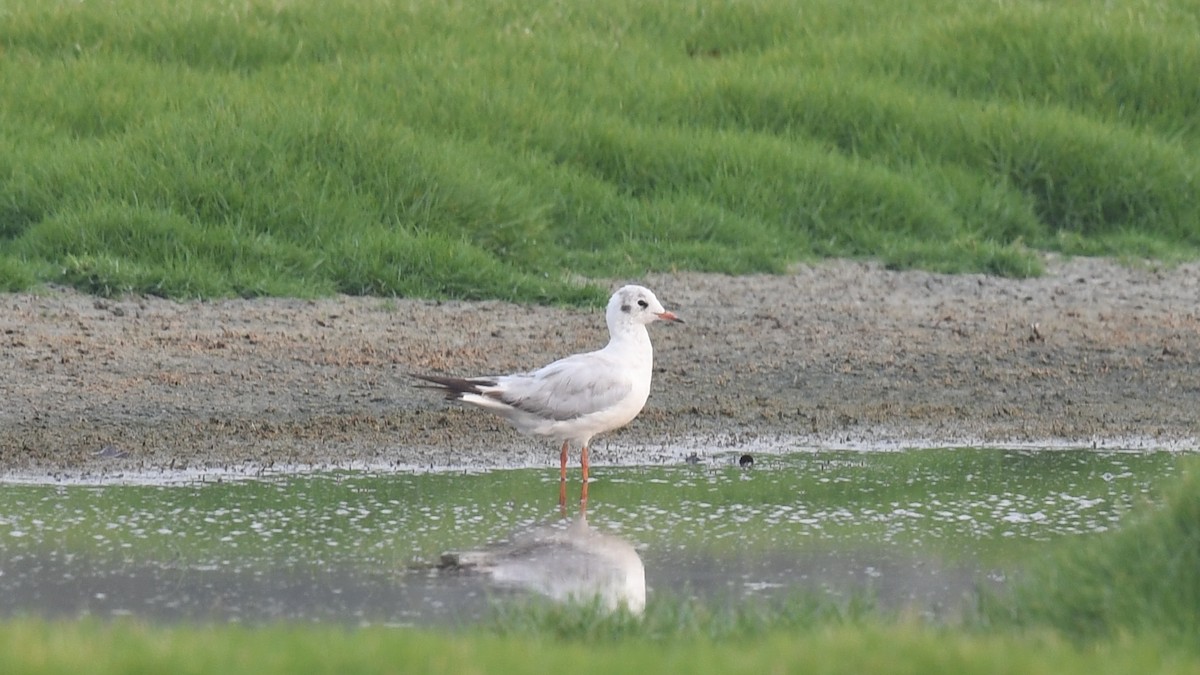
xmin=410 ymin=373 xmax=497 ymax=400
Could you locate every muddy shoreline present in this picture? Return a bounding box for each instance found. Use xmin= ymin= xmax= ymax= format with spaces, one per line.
xmin=3 ymin=257 xmax=1198 ymax=480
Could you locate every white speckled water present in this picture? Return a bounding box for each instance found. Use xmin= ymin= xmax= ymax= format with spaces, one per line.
xmin=0 ymin=448 xmax=1184 ymax=624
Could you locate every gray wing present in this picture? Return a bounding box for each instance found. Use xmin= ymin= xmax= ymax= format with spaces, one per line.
xmin=493 ymin=351 xmax=633 ymax=421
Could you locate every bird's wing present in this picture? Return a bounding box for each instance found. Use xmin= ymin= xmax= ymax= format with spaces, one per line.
xmin=492 ymin=352 xmax=633 ymax=421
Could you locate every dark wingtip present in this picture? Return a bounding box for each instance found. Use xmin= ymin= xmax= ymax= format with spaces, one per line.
xmin=410 ymin=373 xmax=494 ymax=399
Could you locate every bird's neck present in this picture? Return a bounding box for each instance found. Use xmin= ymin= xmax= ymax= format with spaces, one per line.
xmin=604 ymin=322 xmax=654 ymax=360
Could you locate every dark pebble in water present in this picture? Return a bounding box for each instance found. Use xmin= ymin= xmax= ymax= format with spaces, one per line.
xmin=738 ymin=454 xmax=754 ymax=468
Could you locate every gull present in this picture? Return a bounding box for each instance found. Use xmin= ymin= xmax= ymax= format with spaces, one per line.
xmin=412 ymin=284 xmax=682 ymax=505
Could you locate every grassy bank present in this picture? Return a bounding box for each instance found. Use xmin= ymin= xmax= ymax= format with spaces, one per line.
xmin=2 ymin=0 xmax=1198 ymax=302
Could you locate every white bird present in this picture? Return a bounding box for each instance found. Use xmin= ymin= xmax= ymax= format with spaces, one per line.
xmin=413 ymin=284 xmax=682 ymax=503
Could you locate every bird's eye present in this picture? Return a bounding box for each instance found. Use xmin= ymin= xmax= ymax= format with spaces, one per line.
xmin=637 ymin=299 xmax=649 ymax=308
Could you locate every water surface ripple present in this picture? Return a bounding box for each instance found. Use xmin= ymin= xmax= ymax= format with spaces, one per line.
xmin=0 ymin=448 xmax=1182 ymax=624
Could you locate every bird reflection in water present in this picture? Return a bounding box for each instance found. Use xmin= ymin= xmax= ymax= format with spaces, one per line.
xmin=439 ymin=513 xmax=646 ymax=615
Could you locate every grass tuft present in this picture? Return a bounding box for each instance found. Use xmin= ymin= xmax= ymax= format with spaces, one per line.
xmin=984 ymin=459 xmax=1200 ymax=646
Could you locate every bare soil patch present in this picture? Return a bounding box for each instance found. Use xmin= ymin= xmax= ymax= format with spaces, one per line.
xmin=3 ymin=257 xmax=1198 ymax=480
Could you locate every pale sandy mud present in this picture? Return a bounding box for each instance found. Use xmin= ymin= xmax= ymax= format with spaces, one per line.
xmin=2 ymin=257 xmax=1198 ymax=480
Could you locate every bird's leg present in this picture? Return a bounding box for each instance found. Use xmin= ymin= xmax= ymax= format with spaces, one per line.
xmin=558 ymin=440 xmax=569 ymax=511
xmin=579 ymin=444 xmax=590 ymax=506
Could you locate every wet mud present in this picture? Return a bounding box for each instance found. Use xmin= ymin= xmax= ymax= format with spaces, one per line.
xmin=2 ymin=257 xmax=1198 ymax=479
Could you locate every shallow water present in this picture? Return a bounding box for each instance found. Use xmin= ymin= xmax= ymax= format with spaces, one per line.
xmin=0 ymin=448 xmax=1184 ymax=625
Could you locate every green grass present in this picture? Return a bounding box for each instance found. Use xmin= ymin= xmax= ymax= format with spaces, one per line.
xmin=2 ymin=617 xmax=1198 ymax=675
xmin=2 ymin=0 xmax=1199 ymax=301
xmin=984 ymin=459 xmax=1200 ymax=644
